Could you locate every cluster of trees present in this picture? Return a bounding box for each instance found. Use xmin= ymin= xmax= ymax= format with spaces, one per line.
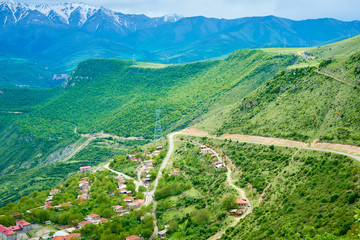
xmin=155 ymin=140 xmax=236 ymax=239
xmin=208 ymin=139 xmax=360 ymax=239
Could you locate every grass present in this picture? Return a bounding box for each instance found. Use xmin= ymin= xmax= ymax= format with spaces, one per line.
xmin=131 ymin=61 xmax=168 ymax=69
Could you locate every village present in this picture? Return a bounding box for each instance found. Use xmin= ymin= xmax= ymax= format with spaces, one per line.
xmin=0 ymin=142 xmax=250 ymax=240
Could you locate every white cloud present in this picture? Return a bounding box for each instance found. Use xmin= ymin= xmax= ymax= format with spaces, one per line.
xmin=19 ymin=0 xmax=360 ymax=20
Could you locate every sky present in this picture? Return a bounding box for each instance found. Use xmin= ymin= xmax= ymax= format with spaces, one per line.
xmin=19 ymin=0 xmax=360 ymax=21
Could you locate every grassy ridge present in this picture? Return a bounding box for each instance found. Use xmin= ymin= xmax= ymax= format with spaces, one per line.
xmin=220 ymin=66 xmax=360 ymax=145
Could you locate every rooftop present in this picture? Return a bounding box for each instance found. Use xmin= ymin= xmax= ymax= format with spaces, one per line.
xmin=126 ymin=235 xmax=142 ymax=240
xmin=16 ymin=220 xmax=31 ymax=226
xmin=235 ymin=198 xmax=248 ymax=204
xmin=0 ymin=224 xmax=15 ymax=236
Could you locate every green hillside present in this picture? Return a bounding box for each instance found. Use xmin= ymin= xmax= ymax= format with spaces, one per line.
xmin=192 ymin=36 xmax=360 ymax=146
xmin=195 ymin=137 xmax=360 ymax=239
xmin=0 ymin=49 xmax=295 ymax=206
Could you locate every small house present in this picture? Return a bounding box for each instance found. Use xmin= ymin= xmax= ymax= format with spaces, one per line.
xmin=169 ymin=170 xmax=180 ymax=176
xmin=134 ymin=199 xmax=145 ymax=205
xmin=125 ymin=197 xmax=134 ymax=203
xmin=0 ymin=224 xmax=17 ymax=240
xmin=16 ymin=220 xmax=31 ymax=232
xmin=113 ymin=205 xmax=123 ymax=213
xmin=50 ymin=189 xmax=61 ymax=196
xmin=158 ymin=229 xmax=167 ymax=239
xmin=80 ymin=166 xmax=91 ymax=173
xmin=235 ymin=199 xmax=248 ymax=209
xmin=230 ymin=209 xmax=243 ymax=216
xmin=86 ymin=214 xmax=100 ymax=221
xmin=78 ymin=221 xmax=91 ymax=228
xmin=201 ymin=148 xmax=213 ymax=155
xmin=156 ymin=146 xmax=164 ymax=151
xmin=215 ymin=162 xmax=226 ymax=170
xmin=126 ymin=235 xmax=143 ymax=240
xmin=78 ymin=195 xmax=88 ymax=201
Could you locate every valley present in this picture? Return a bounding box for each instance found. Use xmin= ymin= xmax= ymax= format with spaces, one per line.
xmin=0 ymin=30 xmax=360 ymax=239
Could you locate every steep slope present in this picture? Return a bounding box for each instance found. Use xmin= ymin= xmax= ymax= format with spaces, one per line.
xmin=193 ymin=36 xmax=360 ymax=146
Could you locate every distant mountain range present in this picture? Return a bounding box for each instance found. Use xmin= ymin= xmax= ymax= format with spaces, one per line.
xmin=1 ymin=0 xmax=360 ymax=87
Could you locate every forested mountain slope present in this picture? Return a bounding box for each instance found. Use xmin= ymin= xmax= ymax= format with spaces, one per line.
xmin=0 ymin=49 xmax=295 ymax=206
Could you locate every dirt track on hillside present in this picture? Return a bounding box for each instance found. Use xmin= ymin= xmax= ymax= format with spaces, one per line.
xmin=183 ymin=127 xmax=360 ymax=157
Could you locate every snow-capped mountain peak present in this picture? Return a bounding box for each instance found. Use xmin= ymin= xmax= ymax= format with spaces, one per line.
xmin=30 ymin=2 xmax=99 ymax=25
xmin=163 ymin=14 xmax=183 ymax=22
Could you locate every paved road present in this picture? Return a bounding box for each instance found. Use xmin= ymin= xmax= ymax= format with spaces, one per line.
xmin=104 ymin=162 xmax=145 ymax=190
xmin=144 ymin=131 xmax=179 ymax=206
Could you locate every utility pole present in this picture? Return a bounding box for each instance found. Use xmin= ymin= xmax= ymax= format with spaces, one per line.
xmin=132 ymin=54 xmax=136 ymax=65
xmin=153 ymin=109 xmax=163 ymax=141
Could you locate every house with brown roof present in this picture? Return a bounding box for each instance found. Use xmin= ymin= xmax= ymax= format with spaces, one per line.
xmin=125 ymin=235 xmax=143 ymax=240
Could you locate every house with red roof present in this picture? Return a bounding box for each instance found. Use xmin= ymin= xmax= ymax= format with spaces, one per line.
xmin=78 ymin=221 xmax=92 ymax=228
xmin=86 ymin=214 xmax=100 ymax=220
xmin=126 ymin=235 xmax=143 ymax=240
xmin=60 ymin=202 xmax=72 ymax=207
xmin=50 ymin=189 xmax=61 ymax=196
xmin=124 ymin=196 xmax=134 ymax=203
xmin=78 ymin=195 xmax=88 ymax=201
xmin=235 ymin=198 xmax=248 ymax=208
xmin=16 ymin=220 xmax=32 ymax=232
xmin=0 ymin=224 xmax=17 ymax=240
xmin=113 ymin=205 xmax=123 ymax=213
xmin=133 ymin=199 xmax=145 ymax=205
xmin=50 ymin=233 xmax=81 ymax=240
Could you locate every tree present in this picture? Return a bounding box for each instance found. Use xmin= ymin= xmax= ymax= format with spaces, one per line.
xmin=68 ymin=213 xmax=82 ymax=226
xmin=192 ymin=209 xmax=210 ymax=225
xmin=222 ymin=194 xmax=237 ymax=211
xmin=149 ymin=146 xmax=156 ymax=152
xmin=102 ymin=208 xmax=114 ymax=219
